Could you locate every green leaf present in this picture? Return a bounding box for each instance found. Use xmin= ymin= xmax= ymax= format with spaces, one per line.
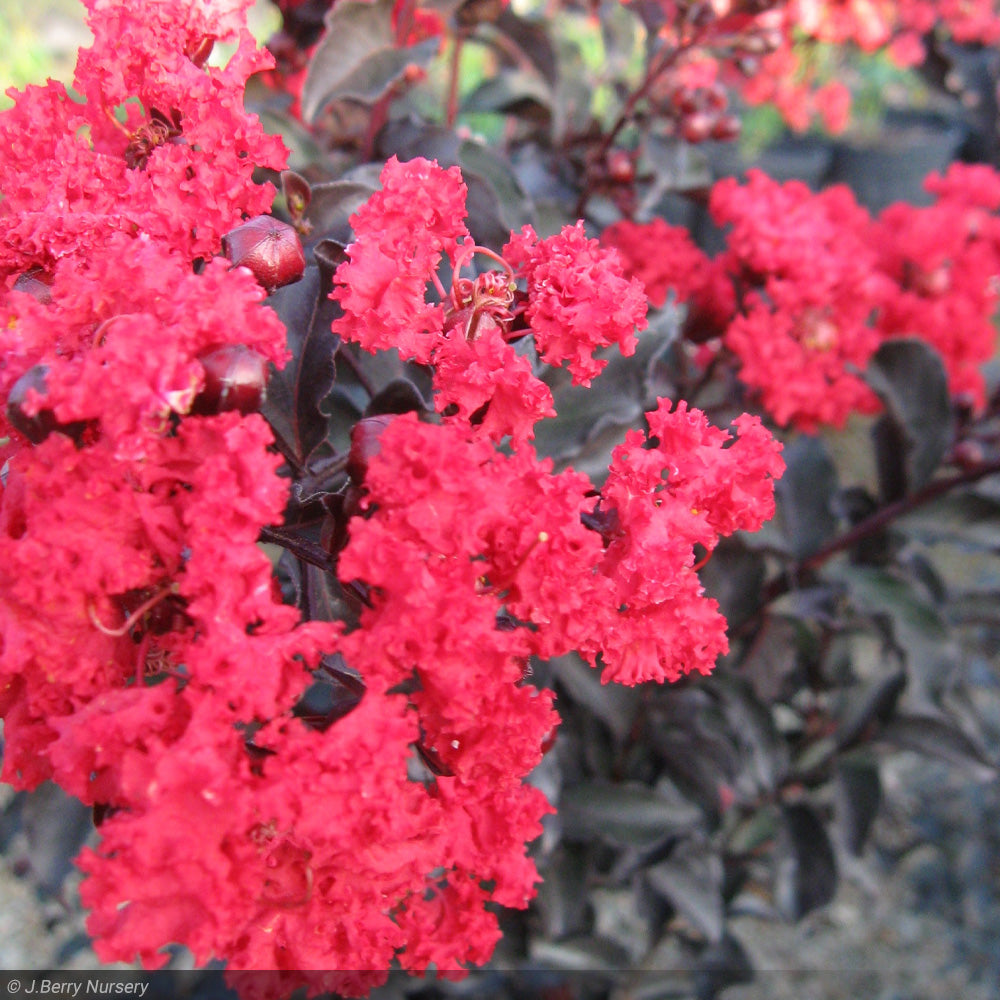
xmin=865 ymin=338 xmax=953 ymax=494
xmin=301 ymin=0 xmax=440 ymax=121
xmin=559 ymin=780 xmax=702 ymax=848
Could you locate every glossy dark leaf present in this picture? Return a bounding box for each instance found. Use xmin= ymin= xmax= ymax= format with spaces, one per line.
xmin=461 ymin=70 xmax=554 ymax=118
xmin=458 ymin=139 xmax=534 ymax=232
xmin=646 ymin=841 xmax=725 ymax=942
xmin=293 ymin=654 xmax=365 ymax=731
xmin=692 ymin=934 xmax=754 ymax=1000
xmin=878 ymin=715 xmax=996 ymax=779
xmin=535 ymin=844 xmax=591 ymax=939
xmin=263 ymin=263 xmax=342 ymax=468
xmin=306 ymin=181 xmax=377 ymax=244
xmin=866 ymin=338 xmax=953 ymax=495
xmin=833 ymin=669 xmax=907 ymax=750
xmin=773 ymin=802 xmax=837 ymax=920
xmin=829 ymin=564 xmax=947 ymax=640
xmin=301 ymin=0 xmax=439 ymax=121
xmin=872 ymin=411 xmax=909 ymax=504
xmin=533 ymin=351 xmax=645 ymax=469
xmin=493 ymin=7 xmax=558 ymax=86
xmin=364 ymin=378 xmax=430 ymax=417
xmin=710 ymin=674 xmax=790 ymax=797
xmin=551 ymin=653 xmax=640 ymax=742
xmin=899 ymin=491 xmax=1000 ymax=549
xmin=834 ymin=754 xmax=881 ymax=855
xmin=559 ymin=780 xmax=702 ymax=848
xmin=528 ymin=934 xmax=631 ymax=972
xmin=774 ymin=435 xmax=839 ymax=560
xmin=698 ymin=539 xmax=766 ymax=631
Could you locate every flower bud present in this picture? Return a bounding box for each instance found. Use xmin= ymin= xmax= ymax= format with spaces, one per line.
xmin=681 ymin=112 xmax=715 ymax=144
xmin=186 ymin=34 xmax=215 ymax=67
xmin=711 ymin=115 xmax=742 ymax=142
xmin=222 ymin=216 xmax=306 ymax=292
xmin=192 ymin=345 xmax=269 ymax=415
xmin=347 ymin=414 xmax=398 ymax=483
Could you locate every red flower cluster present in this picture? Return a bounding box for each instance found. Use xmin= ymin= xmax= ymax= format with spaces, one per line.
xmin=339 ymin=407 xmax=783 ymax=690
xmin=605 ymin=167 xmax=1000 ymax=431
xmin=0 ymin=0 xmax=285 ymax=276
xmin=872 ymin=163 xmax=1000 ymax=409
xmin=1 ymin=0 xmax=787 ymax=990
xmin=654 ymin=0 xmax=1000 ymax=134
xmin=333 ymin=156 xmax=647 ymax=442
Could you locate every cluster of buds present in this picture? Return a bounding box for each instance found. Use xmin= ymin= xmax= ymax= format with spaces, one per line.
xmin=660 ymin=80 xmax=741 ymax=143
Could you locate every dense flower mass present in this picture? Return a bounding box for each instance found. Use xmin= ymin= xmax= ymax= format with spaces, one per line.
xmin=606 ymin=167 xmax=1000 ymax=431
xmin=0 ymin=0 xmax=284 ymax=276
xmin=11 ymin=0 xmax=936 ymax=990
xmin=338 ymin=409 xmax=783 ymax=690
xmin=871 ymin=163 xmax=1000 ymax=409
xmin=333 ymin=156 xmax=647 ymax=441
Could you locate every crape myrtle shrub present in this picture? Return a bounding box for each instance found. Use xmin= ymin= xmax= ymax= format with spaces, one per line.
xmin=2 ymin=0 xmax=1000 ymax=995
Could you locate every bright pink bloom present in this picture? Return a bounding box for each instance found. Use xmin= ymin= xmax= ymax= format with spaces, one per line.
xmin=872 ymin=163 xmax=1000 ymax=408
xmin=709 ymin=171 xmax=888 ymax=431
xmin=504 ymin=222 xmax=648 ymax=385
xmin=332 ymin=156 xmax=470 ymax=362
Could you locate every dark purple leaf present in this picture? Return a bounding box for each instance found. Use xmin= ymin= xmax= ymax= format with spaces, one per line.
xmin=835 ymin=754 xmax=881 ymax=855
xmin=263 ymin=262 xmax=342 ymax=468
xmin=774 ymin=435 xmax=839 ymax=560
xmin=301 ymin=0 xmax=440 ymax=121
xmin=774 ymin=802 xmax=837 ymax=920
xmin=646 ymin=840 xmax=725 ymax=942
xmin=866 ymin=338 xmax=953 ymax=495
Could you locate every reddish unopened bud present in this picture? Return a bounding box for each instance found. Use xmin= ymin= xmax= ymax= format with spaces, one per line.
xmin=6 ymin=365 xmax=93 ymax=445
xmin=192 ymin=344 xmax=269 ymax=415
xmin=606 ymin=149 xmax=635 ymax=184
xmin=711 ymin=115 xmax=742 ymax=141
xmin=12 ymin=269 xmax=53 ymax=304
xmin=348 ymin=414 xmax=398 ymax=483
xmin=705 ymin=83 xmax=728 ymax=112
xmin=222 ymin=216 xmax=305 ymax=292
xmin=951 ymin=439 xmax=985 ymax=469
xmin=681 ymin=112 xmax=715 ymax=144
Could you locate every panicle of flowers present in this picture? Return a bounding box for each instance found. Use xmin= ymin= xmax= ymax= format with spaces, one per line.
xmin=337 ymin=409 xmax=783 ymax=698
xmin=333 ymin=156 xmax=647 ymax=442
xmin=709 ymin=172 xmax=888 ymax=431
xmin=871 ymin=163 xmax=1000 ymax=409
xmin=0 ymin=0 xmax=284 ymax=277
xmin=604 ymin=167 xmax=1000 ymax=432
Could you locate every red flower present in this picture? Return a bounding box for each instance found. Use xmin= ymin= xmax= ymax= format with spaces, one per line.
xmin=504 ymin=222 xmax=648 ymax=385
xmin=332 ymin=156 xmax=470 ymax=362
